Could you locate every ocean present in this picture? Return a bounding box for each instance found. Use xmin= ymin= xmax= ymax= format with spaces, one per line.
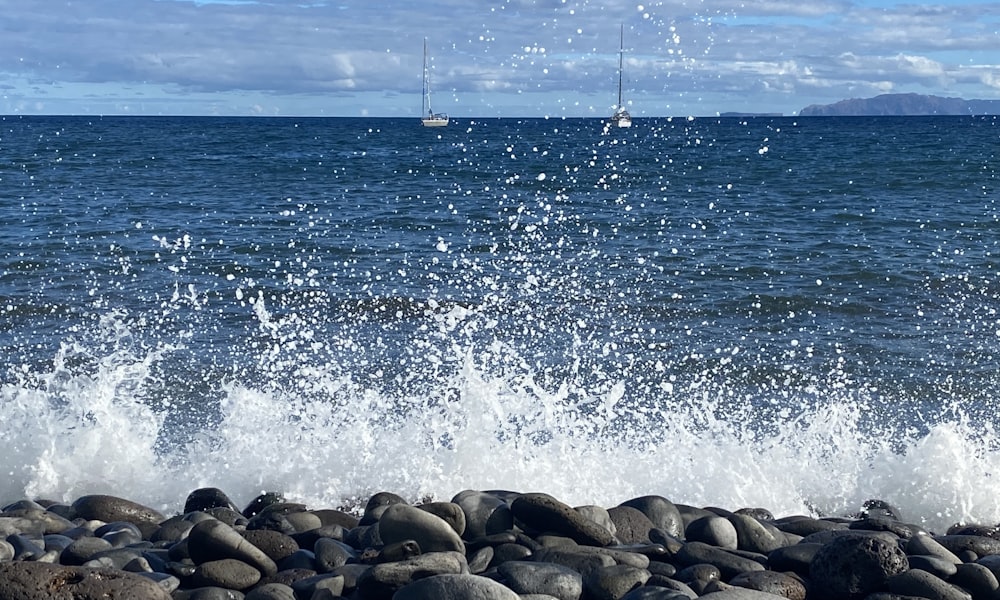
xmin=1 ymin=114 xmax=998 ymax=532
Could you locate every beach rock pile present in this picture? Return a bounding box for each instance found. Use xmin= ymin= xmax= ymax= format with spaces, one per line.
xmin=0 ymin=489 xmax=998 ymax=599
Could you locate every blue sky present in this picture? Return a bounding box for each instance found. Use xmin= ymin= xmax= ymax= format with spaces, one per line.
xmin=1 ymin=0 xmax=998 ymax=117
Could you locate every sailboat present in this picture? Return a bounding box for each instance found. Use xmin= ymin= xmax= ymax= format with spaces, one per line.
xmin=421 ymin=38 xmax=449 ymax=127
xmin=611 ymin=24 xmax=632 ymax=128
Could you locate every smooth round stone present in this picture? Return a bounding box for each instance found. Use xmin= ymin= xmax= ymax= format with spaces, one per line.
xmin=97 ymin=521 xmax=144 ymax=547
xmin=886 ymin=568 xmax=972 ymax=600
xmin=418 ymin=502 xmax=466 ymax=537
xmin=8 ymin=534 xmax=46 ymax=560
xmin=468 ymin=546 xmax=494 ymax=573
xmin=244 ymin=583 xmax=296 ymax=600
xmin=0 ymin=515 xmax=53 ymax=538
xmin=185 ymin=488 xmax=241 ymax=514
xmin=772 ymin=516 xmax=846 ymax=537
xmin=584 ymin=564 xmax=651 ymax=600
xmin=70 ymin=495 xmax=165 ymax=538
xmin=377 ymin=503 xmax=464 ymax=553
xmin=152 ymin=516 xmax=195 ymax=543
xmin=727 ymin=513 xmax=785 ymax=554
xmin=729 ymin=570 xmax=806 ymax=600
xmin=936 ymin=535 xmax=1000 ymax=557
xmin=699 ymin=586 xmax=799 ymax=599
xmin=809 ymin=534 xmax=909 ymax=600
xmin=313 ymin=537 xmax=356 ymax=572
xmin=276 ymin=548 xmax=317 ymax=571
xmin=187 ymin=518 xmax=278 ymax=577
xmin=356 ymin=551 xmax=469 ymax=599
xmin=173 ymin=587 xmax=248 ymax=599
xmin=608 ymin=506 xmax=656 ymax=544
xmin=61 ymin=535 xmax=114 ymax=565
xmin=360 ymin=491 xmax=408 ymax=525
xmin=241 ymin=529 xmax=299 ymax=563
xmin=619 ymin=496 xmax=685 ymax=539
xmin=242 ymin=492 xmax=285 ymax=518
xmin=310 ymin=508 xmax=359 ymax=530
xmin=0 ymin=561 xmax=171 ymax=599
xmin=907 ymin=533 xmax=963 ymax=564
xmin=393 ymin=573 xmax=520 ymax=600
xmin=189 ymin=558 xmax=262 ymax=590
xmin=511 ymin=493 xmax=615 ymax=547
xmin=686 ymin=515 xmax=738 ymax=549
xmin=675 ymin=541 xmax=766 ymax=580
xmin=767 ymin=542 xmax=822 ymax=577
xmin=620 ymin=587 xmax=693 ymax=600
xmin=490 ymin=542 xmax=534 ymax=568
xmin=577 ymin=505 xmax=617 ymax=536
xmin=907 ymin=554 xmax=959 ymax=579
xmin=452 ymin=490 xmax=514 ymax=540
xmin=496 ymin=560 xmax=583 ymax=600
xmin=376 ymin=540 xmax=422 ymax=563
xmin=533 ymin=547 xmax=616 ymax=576
xmin=953 ymin=562 xmax=1000 ymax=599
xmin=288 ymin=573 xmax=345 ymax=598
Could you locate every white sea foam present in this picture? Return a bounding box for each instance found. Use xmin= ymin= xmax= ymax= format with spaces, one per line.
xmin=2 ymin=308 xmax=998 ymax=534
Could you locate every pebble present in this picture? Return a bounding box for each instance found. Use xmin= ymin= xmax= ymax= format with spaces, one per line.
xmin=1 ymin=488 xmax=999 ymax=600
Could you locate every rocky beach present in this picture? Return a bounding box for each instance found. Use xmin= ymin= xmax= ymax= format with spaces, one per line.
xmin=0 ymin=488 xmax=996 ymax=600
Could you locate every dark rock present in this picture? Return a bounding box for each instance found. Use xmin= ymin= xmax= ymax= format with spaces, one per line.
xmin=468 ymin=545 xmax=493 ymax=573
xmin=187 ymin=518 xmax=278 ymax=577
xmin=583 ymin=563 xmax=651 ymax=600
xmin=313 ymin=536 xmax=356 ymax=571
xmin=185 ymin=488 xmax=241 ymax=514
xmin=0 ymin=561 xmax=171 ymax=599
xmin=360 ymin=491 xmax=408 ymax=525
xmin=71 ymin=494 xmax=165 ymax=538
xmin=376 ymin=539 xmax=422 ymax=563
xmin=772 ymin=516 xmax=846 ymax=537
xmin=809 ymin=533 xmax=909 ymax=600
xmin=452 ymin=490 xmax=514 ymax=540
xmin=288 ymin=573 xmax=345 ymax=598
xmin=310 ymin=508 xmax=359 ymax=530
xmin=675 ymin=541 xmax=766 ymax=580
xmin=952 ymin=562 xmax=1000 ymax=599
xmin=189 ymin=558 xmax=262 ymax=590
xmin=377 ymin=503 xmax=464 ymax=553
xmin=906 ymin=533 xmax=963 ymax=563
xmin=686 ymin=515 xmax=738 ymax=549
xmin=510 ymin=493 xmax=615 ymax=547
xmin=242 ymin=492 xmax=284 ymax=519
xmin=935 ymin=535 xmax=1000 ymax=557
xmin=619 ymin=496 xmax=685 ymax=539
xmin=886 ymin=568 xmax=972 ymax=600
xmin=729 ymin=570 xmax=806 ymax=600
xmin=533 ymin=547 xmax=616 ymax=576
xmin=727 ymin=513 xmax=785 ymax=554
xmin=241 ymin=529 xmax=299 ymax=563
xmin=608 ymin=505 xmax=657 ymax=544
xmin=418 ymin=502 xmax=466 ymax=537
xmin=276 ymin=548 xmax=316 ymax=571
xmin=355 ymin=551 xmax=469 ymax=600
xmin=392 ymin=573 xmax=520 ymax=599
xmin=172 ymin=587 xmax=245 ymax=599
xmin=620 ymin=587 xmax=693 ymax=600
xmin=60 ymin=535 xmax=114 ymax=565
xmin=496 ymin=560 xmax=583 ymax=599
xmin=489 ymin=542 xmax=533 ymax=567
xmin=906 ymin=554 xmax=958 ymax=579
xmin=767 ymin=542 xmax=822 ymax=577
xmin=244 ymin=583 xmax=296 ymax=600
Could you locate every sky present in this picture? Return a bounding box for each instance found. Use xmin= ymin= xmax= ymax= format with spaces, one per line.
xmin=1 ymin=0 xmax=998 ymax=117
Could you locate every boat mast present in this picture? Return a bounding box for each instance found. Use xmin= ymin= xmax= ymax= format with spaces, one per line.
xmin=617 ymin=24 xmax=625 ymax=111
xmin=422 ymin=38 xmax=430 ymax=117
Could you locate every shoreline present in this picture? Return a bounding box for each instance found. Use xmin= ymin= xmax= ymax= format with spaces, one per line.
xmin=0 ymin=488 xmax=995 ymax=599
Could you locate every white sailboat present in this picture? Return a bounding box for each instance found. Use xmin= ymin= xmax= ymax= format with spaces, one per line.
xmin=611 ymin=24 xmax=632 ymax=128
xmin=421 ymin=38 xmax=449 ymax=127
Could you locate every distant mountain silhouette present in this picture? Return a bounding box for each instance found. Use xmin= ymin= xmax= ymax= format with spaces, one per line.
xmin=799 ymin=93 xmax=1000 ymax=116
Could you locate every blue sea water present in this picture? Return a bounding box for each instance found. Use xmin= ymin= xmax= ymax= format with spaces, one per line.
xmin=1 ymin=114 xmax=999 ymax=530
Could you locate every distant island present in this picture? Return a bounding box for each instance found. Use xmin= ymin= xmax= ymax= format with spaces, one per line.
xmin=799 ymin=93 xmax=1000 ymax=116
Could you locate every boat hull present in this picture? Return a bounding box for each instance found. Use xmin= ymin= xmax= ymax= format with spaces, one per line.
xmin=421 ymin=117 xmax=449 ymax=127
